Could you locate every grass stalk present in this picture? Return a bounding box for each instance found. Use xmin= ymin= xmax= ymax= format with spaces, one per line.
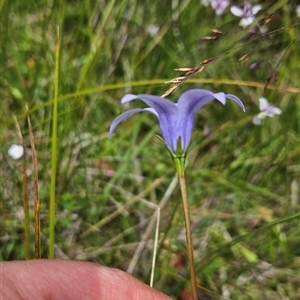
xmin=49 ymin=26 xmax=60 ymax=258
xmin=14 ymin=115 xmax=31 ymax=259
xmin=27 ymin=107 xmax=41 ymax=259
xmin=150 ymin=207 xmax=160 ymax=287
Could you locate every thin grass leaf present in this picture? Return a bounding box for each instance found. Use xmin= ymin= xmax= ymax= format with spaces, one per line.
xmin=49 ymin=26 xmax=60 ymax=258
xmin=13 ymin=115 xmax=31 ymax=259
xmin=26 ymin=106 xmax=41 ymax=259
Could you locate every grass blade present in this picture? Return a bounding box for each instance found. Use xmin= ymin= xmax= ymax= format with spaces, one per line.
xmin=49 ymin=26 xmax=60 ymax=258
xmin=13 ymin=115 xmax=31 ymax=259
xmin=26 ymin=106 xmax=40 ymax=259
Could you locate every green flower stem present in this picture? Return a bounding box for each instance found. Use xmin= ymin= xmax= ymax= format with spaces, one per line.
xmin=173 ymin=155 xmax=198 ymax=300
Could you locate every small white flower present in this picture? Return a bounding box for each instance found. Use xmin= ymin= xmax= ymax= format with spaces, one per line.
xmin=252 ymin=97 xmax=282 ymax=125
xmin=296 ymin=5 xmax=300 ymax=18
xmin=147 ymin=24 xmax=160 ymax=36
xmin=259 ymin=97 xmax=282 ymax=117
xmin=201 ymin=0 xmax=229 ymax=15
xmin=231 ymin=2 xmax=262 ymax=27
xmin=210 ymin=0 xmax=229 ymax=15
xmin=8 ymin=144 xmax=24 ymax=160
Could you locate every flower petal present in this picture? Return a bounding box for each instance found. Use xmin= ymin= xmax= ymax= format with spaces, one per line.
xmin=240 ymin=16 xmax=254 ymax=27
xmin=121 ymin=94 xmax=141 ymax=104
xmin=120 ymin=94 xmax=180 ymax=152
xmin=252 ymin=115 xmax=262 ymax=125
xmin=177 ymin=89 xmax=217 ymax=150
xmin=230 ymin=5 xmax=243 ymax=17
xmin=121 ymin=94 xmax=176 ymax=114
xmin=224 ymin=94 xmax=246 ymax=111
xmin=252 ymin=5 xmax=262 ymax=15
xmin=109 ymin=108 xmax=155 ymax=138
xmin=271 ymin=107 xmax=282 ymax=115
xmin=177 ymin=89 xmax=245 ymax=150
xmin=265 ymin=105 xmax=282 ymax=117
xmin=259 ymin=97 xmax=269 ymax=110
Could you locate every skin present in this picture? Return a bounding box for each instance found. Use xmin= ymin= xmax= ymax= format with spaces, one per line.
xmin=1 ymin=260 xmax=173 ymax=300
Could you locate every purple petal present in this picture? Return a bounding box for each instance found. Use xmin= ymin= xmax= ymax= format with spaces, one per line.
xmin=121 ymin=94 xmax=176 ymax=114
xmin=224 ymin=94 xmax=246 ymax=111
xmin=119 ymin=94 xmax=180 ymax=152
xmin=177 ymin=89 xmax=245 ymax=150
xmin=121 ymin=94 xmax=141 ymax=103
xmin=109 ymin=108 xmax=156 ymax=138
xmin=177 ymin=89 xmax=222 ymax=150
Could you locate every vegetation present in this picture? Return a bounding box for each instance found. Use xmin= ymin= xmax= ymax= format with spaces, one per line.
xmin=1 ymin=0 xmax=299 ymax=299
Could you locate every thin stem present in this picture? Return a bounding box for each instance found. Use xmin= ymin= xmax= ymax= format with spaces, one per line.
xmin=13 ymin=115 xmax=30 ymax=259
xmin=173 ymin=155 xmax=198 ymax=300
xmin=27 ymin=108 xmax=41 ymax=259
xmin=178 ymin=173 xmax=198 ymax=300
xmin=49 ymin=26 xmax=60 ymax=258
xmin=150 ymin=206 xmax=160 ymax=287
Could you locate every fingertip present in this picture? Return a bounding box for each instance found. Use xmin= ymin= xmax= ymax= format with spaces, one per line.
xmin=1 ymin=260 xmax=172 ymax=300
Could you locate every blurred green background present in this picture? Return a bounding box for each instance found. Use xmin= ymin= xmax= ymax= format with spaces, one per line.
xmin=1 ymin=0 xmax=300 ymax=299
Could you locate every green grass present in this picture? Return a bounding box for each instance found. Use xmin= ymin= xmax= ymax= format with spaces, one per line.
xmin=1 ymin=0 xmax=300 ymax=299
